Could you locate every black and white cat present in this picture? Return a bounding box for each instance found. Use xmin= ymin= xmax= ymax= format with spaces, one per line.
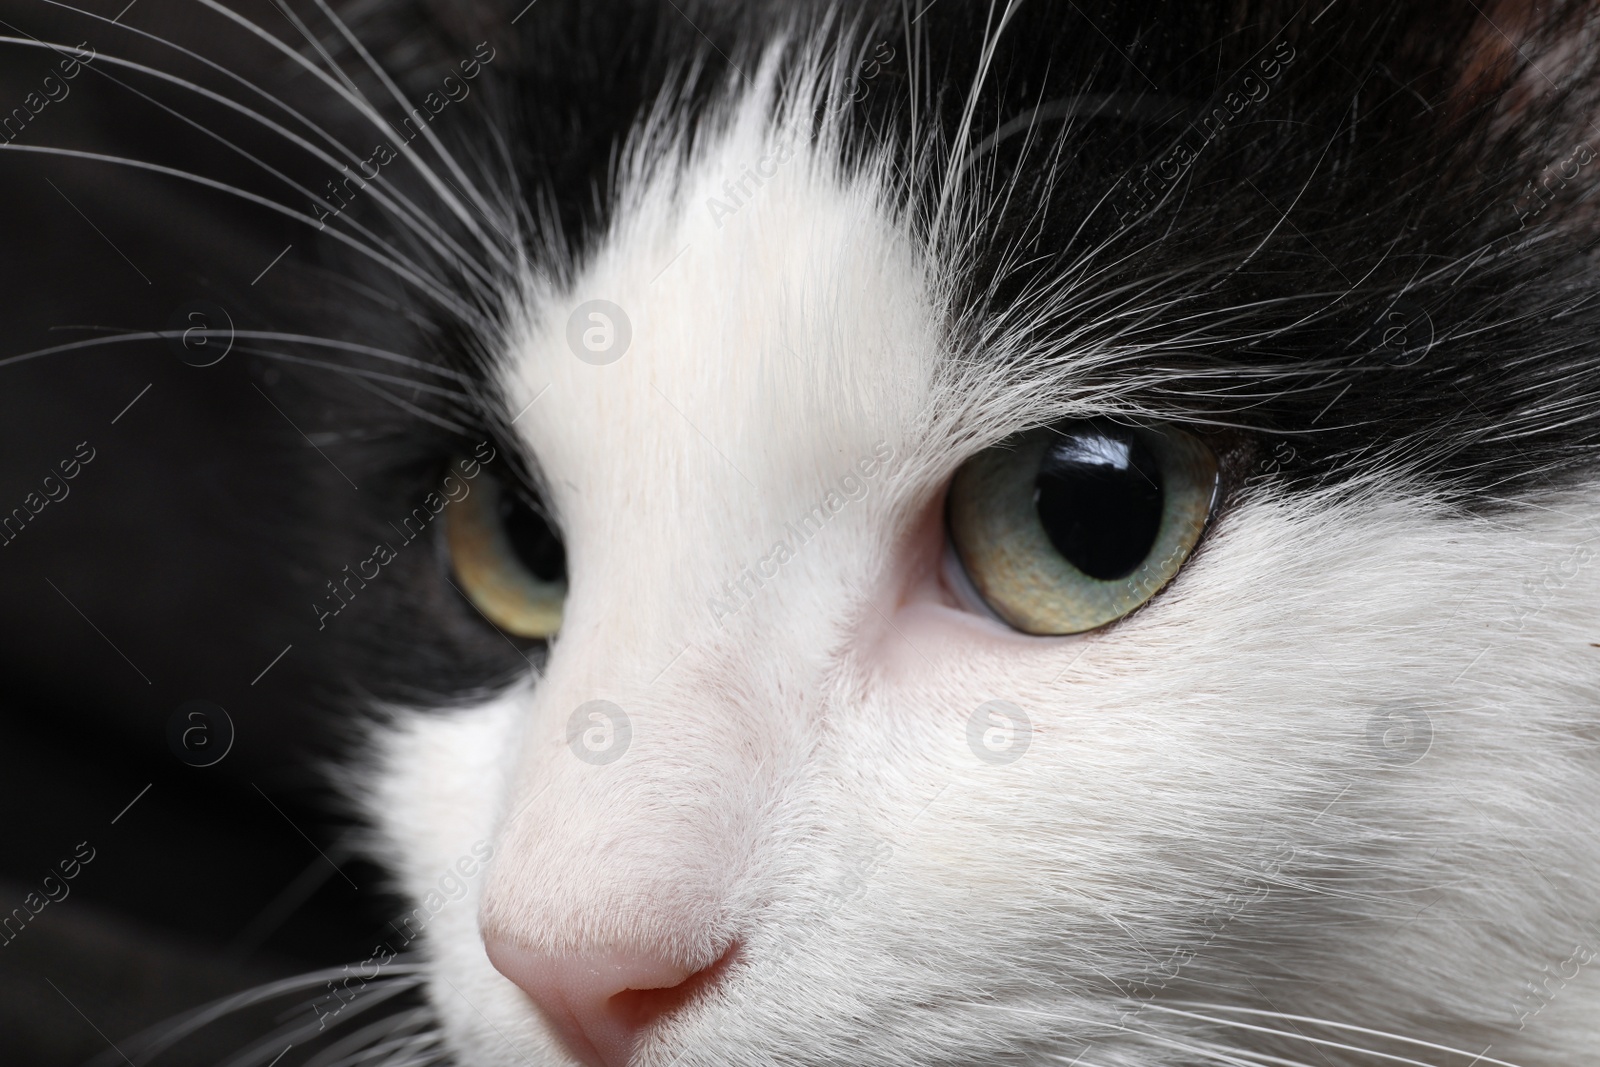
xmin=8 ymin=0 xmax=1600 ymax=1064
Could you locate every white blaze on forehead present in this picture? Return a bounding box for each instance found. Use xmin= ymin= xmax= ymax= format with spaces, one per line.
xmin=504 ymin=96 xmax=938 ymax=595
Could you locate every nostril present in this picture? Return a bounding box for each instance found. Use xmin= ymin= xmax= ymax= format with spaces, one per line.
xmin=606 ymin=946 xmax=734 ymax=1032
xmin=485 ymin=941 xmax=736 ymax=1067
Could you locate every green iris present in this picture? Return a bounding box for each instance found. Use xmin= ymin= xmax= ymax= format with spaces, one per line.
xmin=948 ymin=420 xmax=1218 ymax=635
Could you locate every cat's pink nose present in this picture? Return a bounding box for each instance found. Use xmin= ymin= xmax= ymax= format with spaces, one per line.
xmin=485 ymin=942 xmax=730 ymax=1067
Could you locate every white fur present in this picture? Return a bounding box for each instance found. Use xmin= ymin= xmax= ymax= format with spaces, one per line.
xmin=365 ymin=55 xmax=1600 ymax=1067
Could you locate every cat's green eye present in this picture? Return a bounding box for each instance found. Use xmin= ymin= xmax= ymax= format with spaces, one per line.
xmin=446 ymin=469 xmax=567 ymax=638
xmin=946 ymin=420 xmax=1219 ymax=635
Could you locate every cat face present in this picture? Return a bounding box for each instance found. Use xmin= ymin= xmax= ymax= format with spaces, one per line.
xmin=18 ymin=0 xmax=1593 ymax=1060
xmin=349 ymin=5 xmax=1600 ymax=1065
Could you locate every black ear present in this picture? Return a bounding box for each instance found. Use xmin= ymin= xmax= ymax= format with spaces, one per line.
xmin=1443 ymin=0 xmax=1600 ymax=239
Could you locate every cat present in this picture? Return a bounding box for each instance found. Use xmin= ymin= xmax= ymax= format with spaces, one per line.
xmin=9 ymin=0 xmax=1600 ymax=1065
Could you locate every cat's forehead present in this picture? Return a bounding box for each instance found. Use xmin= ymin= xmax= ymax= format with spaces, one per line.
xmin=503 ymin=102 xmax=947 ymax=530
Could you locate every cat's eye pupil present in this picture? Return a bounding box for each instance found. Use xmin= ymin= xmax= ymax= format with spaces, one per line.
xmin=500 ymin=493 xmax=566 ymax=583
xmin=1033 ymin=427 xmax=1164 ymax=581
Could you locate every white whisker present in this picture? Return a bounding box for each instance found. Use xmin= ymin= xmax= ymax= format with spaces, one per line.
xmin=231 ymin=346 xmax=472 ymax=403
xmin=0 ymin=328 xmax=469 ymax=381
xmin=215 ymin=975 xmax=427 ymax=1067
xmin=86 ymin=966 xmax=428 ymax=1067
xmin=1144 ymin=1029 xmax=1338 ymax=1067
xmin=0 ymin=142 xmax=478 ymax=321
xmin=29 ymin=2 xmax=502 ymax=291
xmin=1143 ymin=1003 xmax=1529 ymax=1067
xmin=1162 ymin=1002 xmax=1531 ymax=1067
xmin=0 ymin=37 xmax=491 ymax=303
xmin=306 ymin=0 xmax=509 ymax=236
xmin=184 ymin=0 xmax=516 ymax=275
xmin=1131 ymin=1028 xmax=1315 ymax=1067
xmin=266 ymin=0 xmax=366 ymax=100
xmin=300 ymin=1005 xmax=441 ymax=1067
xmin=328 ymin=362 xmax=479 ymax=434
xmin=931 ymin=0 xmax=1025 ymax=250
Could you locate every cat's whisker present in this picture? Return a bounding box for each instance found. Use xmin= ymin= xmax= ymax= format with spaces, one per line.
xmin=0 ymin=142 xmax=481 ymax=321
xmin=86 ymin=965 xmax=428 ymax=1066
xmin=299 ymin=1004 xmax=442 ymax=1067
xmin=1115 ymin=301 xmax=1353 ymax=359
xmin=215 ymin=976 xmax=428 ymax=1067
xmin=230 ymin=346 xmax=474 ymax=404
xmin=366 ymin=1050 xmax=451 ymax=1067
xmin=182 ymin=0 xmax=516 ymax=274
xmin=990 ymin=190 xmax=1276 ymax=328
xmin=27 ymin=3 xmax=502 ymax=294
xmin=1003 ymin=256 xmax=1400 ymax=393
xmin=0 ymin=326 xmax=488 ymax=427
xmin=1160 ymin=1002 xmax=1531 ymax=1067
xmin=478 ymin=112 xmax=535 ymax=240
xmin=356 ymin=1033 xmax=451 ymax=1067
xmin=305 ymin=0 xmax=512 ymax=239
xmin=977 ymin=246 xmax=1234 ymax=341
xmin=228 ymin=332 xmax=472 ymax=381
xmin=0 ymin=327 xmax=471 ymax=383
xmin=1132 ymin=1029 xmax=1328 ymax=1067
xmin=1140 ymin=1003 xmax=1529 ymax=1067
xmin=0 ymin=39 xmax=498 ymax=306
xmin=1130 ymin=1030 xmax=1302 ymax=1067
xmin=328 ymin=363 xmax=480 ymax=434
xmin=964 ymin=89 xmax=1136 ymax=280
xmin=270 ymin=0 xmax=368 ymax=101
xmin=1041 ymin=237 xmax=1356 ymax=332
xmin=310 ymin=269 xmax=453 ymax=338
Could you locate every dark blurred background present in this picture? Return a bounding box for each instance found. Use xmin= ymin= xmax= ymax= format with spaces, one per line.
xmin=0 ymin=336 xmax=402 ymax=1065
xmin=0 ymin=0 xmax=483 ymax=1061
